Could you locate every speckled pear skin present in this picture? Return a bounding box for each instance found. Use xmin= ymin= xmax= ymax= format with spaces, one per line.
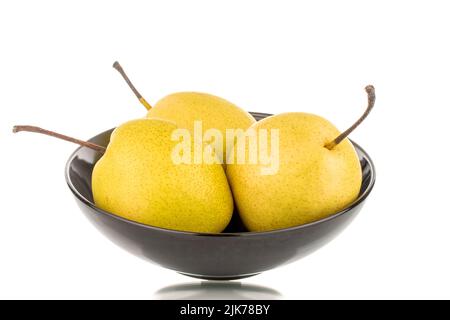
xmin=226 ymin=112 xmax=362 ymax=232
xmin=147 ymin=92 xmax=256 ymax=156
xmin=92 ymin=118 xmax=234 ymax=233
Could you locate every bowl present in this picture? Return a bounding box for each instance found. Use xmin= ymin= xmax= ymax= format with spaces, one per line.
xmin=65 ymin=112 xmax=376 ymax=280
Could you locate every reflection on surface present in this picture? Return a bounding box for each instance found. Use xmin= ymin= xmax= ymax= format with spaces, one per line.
xmin=154 ymin=281 xmax=282 ymax=300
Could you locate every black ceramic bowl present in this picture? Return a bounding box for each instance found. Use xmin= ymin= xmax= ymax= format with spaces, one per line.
xmin=65 ymin=112 xmax=375 ymax=280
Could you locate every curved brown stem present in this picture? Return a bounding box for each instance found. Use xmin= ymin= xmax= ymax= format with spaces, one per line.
xmin=12 ymin=125 xmax=106 ymax=153
xmin=325 ymin=85 xmax=376 ymax=150
xmin=113 ymin=61 xmax=152 ymax=110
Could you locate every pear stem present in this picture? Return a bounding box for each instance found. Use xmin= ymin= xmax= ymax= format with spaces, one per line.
xmin=325 ymin=85 xmax=376 ymax=150
xmin=12 ymin=125 xmax=106 ymax=153
xmin=113 ymin=61 xmax=152 ymax=110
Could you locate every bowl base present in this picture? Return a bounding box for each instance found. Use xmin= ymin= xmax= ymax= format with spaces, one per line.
xmin=178 ymin=272 xmax=261 ymax=281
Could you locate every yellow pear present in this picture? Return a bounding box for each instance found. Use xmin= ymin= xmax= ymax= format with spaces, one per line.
xmin=92 ymin=118 xmax=233 ymax=233
xmin=13 ymin=119 xmax=234 ymax=233
xmin=148 ymin=91 xmax=255 ymax=147
xmin=226 ymin=86 xmax=375 ymax=232
xmin=113 ymin=62 xmax=256 ymax=158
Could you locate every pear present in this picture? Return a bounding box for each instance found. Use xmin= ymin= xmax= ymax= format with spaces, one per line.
xmin=13 ymin=119 xmax=234 ymax=233
xmin=113 ymin=62 xmax=256 ymax=158
xmin=226 ymin=86 xmax=375 ymax=232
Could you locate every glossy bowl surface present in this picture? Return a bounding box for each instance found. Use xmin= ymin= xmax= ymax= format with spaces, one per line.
xmin=65 ymin=112 xmax=375 ymax=280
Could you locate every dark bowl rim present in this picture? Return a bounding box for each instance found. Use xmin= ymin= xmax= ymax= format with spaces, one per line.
xmin=65 ymin=129 xmax=376 ymax=238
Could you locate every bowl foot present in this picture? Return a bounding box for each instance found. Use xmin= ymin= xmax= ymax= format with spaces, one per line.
xmin=178 ymin=272 xmax=261 ymax=281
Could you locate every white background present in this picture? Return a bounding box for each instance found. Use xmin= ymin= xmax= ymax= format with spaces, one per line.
xmin=1 ymin=0 xmax=449 ymax=300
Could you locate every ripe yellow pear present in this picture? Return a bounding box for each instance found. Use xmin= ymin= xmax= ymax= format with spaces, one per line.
xmin=113 ymin=62 xmax=256 ymax=158
xmin=13 ymin=119 xmax=234 ymax=233
xmin=92 ymin=118 xmax=234 ymax=233
xmin=226 ymin=86 xmax=375 ymax=232
xmin=148 ymin=91 xmax=255 ymax=147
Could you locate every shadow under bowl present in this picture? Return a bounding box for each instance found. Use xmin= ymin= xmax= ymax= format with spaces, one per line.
xmin=65 ymin=112 xmax=376 ymax=280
